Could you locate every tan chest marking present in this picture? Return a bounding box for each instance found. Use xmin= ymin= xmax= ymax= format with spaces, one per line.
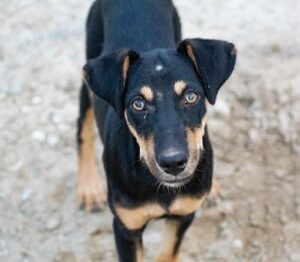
xmin=169 ymin=195 xmax=208 ymax=216
xmin=115 ymin=203 xmax=165 ymax=230
xmin=115 ymin=195 xmax=207 ymax=230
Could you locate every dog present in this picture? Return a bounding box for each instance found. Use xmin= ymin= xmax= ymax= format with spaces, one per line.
xmin=76 ymin=0 xmax=236 ymax=261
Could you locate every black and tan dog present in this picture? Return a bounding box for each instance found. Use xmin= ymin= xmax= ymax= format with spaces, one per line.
xmin=77 ymin=0 xmax=236 ymax=261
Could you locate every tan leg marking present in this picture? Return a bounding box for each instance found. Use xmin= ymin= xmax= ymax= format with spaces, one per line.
xmin=115 ymin=203 xmax=165 ymax=230
xmin=77 ymin=108 xmax=106 ymax=211
xmin=174 ymin=80 xmax=187 ymax=96
xmin=136 ymin=239 xmax=143 ymax=262
xmin=140 ymin=86 xmax=154 ymax=102
xmin=157 ymin=195 xmax=207 ymax=262
xmin=157 ymin=220 xmax=180 ymax=262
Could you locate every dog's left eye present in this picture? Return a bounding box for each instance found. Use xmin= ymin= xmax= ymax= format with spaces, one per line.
xmin=184 ymin=91 xmax=200 ymax=105
xmin=131 ymin=98 xmax=145 ymax=111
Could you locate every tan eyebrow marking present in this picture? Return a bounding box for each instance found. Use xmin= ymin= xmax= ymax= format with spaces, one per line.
xmin=140 ymin=86 xmax=154 ymax=101
xmin=174 ymin=80 xmax=187 ymax=96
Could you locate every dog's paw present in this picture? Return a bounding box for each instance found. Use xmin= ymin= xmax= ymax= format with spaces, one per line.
xmin=156 ymin=252 xmax=178 ymax=262
xmin=207 ymin=178 xmax=223 ymax=206
xmin=76 ymin=174 xmax=107 ymax=212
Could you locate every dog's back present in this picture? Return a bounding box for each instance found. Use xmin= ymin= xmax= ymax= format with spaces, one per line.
xmin=87 ymin=0 xmax=180 ymax=57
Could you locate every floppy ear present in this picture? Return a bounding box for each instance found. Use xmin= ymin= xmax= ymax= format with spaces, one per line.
xmin=82 ymin=49 xmax=139 ymax=117
xmin=177 ymin=38 xmax=237 ymax=104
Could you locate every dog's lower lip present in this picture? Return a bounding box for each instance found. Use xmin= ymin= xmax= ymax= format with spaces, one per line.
xmin=163 ymin=177 xmax=191 ymax=184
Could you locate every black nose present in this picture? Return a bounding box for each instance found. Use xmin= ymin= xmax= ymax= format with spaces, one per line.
xmin=158 ymin=150 xmax=188 ymax=175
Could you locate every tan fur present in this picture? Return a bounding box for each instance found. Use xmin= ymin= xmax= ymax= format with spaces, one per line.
xmin=77 ymin=108 xmax=106 ymax=211
xmin=231 ymin=47 xmax=237 ymax=56
xmin=169 ymin=194 xmax=207 ymax=216
xmin=115 ymin=193 xmax=207 ymax=230
xmin=156 ymin=253 xmax=178 ymax=262
xmin=136 ymin=240 xmax=143 ymax=262
xmin=81 ymin=68 xmax=89 ymax=87
xmin=81 ymin=69 xmax=94 ymax=100
xmin=186 ymin=44 xmax=198 ymax=71
xmin=115 ymin=203 xmax=165 ymax=230
xmin=174 ymin=80 xmax=187 ymax=96
xmin=157 ymin=195 xmax=207 ymax=262
xmin=123 ymin=56 xmax=130 ymax=86
xmin=124 ymin=111 xmax=154 ymax=160
xmin=186 ymin=113 xmax=207 ymax=154
xmin=157 ymin=220 xmax=180 ymax=262
xmin=140 ymin=86 xmax=154 ymax=101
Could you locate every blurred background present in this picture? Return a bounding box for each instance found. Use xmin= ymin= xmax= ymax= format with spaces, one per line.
xmin=0 ymin=0 xmax=299 ymax=261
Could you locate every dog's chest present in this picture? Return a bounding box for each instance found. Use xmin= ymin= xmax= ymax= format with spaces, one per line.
xmin=115 ymin=195 xmax=207 ymax=230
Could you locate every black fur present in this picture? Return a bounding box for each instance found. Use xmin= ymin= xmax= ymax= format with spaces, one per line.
xmin=78 ymin=0 xmax=236 ymax=261
xmin=178 ymin=39 xmax=236 ymax=104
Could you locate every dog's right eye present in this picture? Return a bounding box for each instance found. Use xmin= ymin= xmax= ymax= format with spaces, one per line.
xmin=131 ymin=98 xmax=145 ymax=111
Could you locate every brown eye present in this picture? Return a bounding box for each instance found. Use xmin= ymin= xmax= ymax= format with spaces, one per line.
xmin=184 ymin=91 xmax=199 ymax=104
xmin=131 ymin=98 xmax=145 ymax=111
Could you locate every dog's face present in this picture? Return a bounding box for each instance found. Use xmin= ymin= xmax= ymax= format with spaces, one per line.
xmin=84 ymin=38 xmax=236 ymax=187
xmin=124 ymin=50 xmax=208 ymax=186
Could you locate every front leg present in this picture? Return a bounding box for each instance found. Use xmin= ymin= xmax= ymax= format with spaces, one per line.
xmin=77 ymin=85 xmax=106 ymax=211
xmin=113 ymin=218 xmax=144 ymax=262
xmin=157 ymin=213 xmax=195 ymax=262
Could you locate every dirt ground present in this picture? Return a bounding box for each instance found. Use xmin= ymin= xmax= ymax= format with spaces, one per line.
xmin=0 ymin=0 xmax=299 ymax=261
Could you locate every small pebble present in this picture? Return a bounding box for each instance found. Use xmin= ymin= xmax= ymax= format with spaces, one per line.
xmin=10 ymin=160 xmax=24 ymax=172
xmin=232 ymin=239 xmax=243 ymax=249
xmin=214 ymin=98 xmax=230 ymax=117
xmin=0 ymin=239 xmax=7 ymax=255
xmin=21 ymin=106 xmax=31 ymax=113
xmin=47 ymin=134 xmax=59 ymax=146
xmin=46 ymin=217 xmax=61 ymax=231
xmin=21 ymin=252 xmax=30 ymax=262
xmin=0 ymin=192 xmax=7 ymax=199
xmin=31 ymin=130 xmax=46 ymax=142
xmin=21 ymin=188 xmax=32 ymax=202
xmin=31 ymin=96 xmax=41 ymax=105
xmin=54 ymin=251 xmax=76 ymax=262
xmin=52 ymin=114 xmax=63 ymax=124
xmin=218 ymin=201 xmax=234 ymax=215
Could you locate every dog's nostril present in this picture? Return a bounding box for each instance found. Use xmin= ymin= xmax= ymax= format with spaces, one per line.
xmin=158 ymin=151 xmax=188 ymax=176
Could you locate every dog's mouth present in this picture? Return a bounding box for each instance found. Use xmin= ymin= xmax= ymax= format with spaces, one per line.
xmin=160 ymin=176 xmax=193 ymax=187
xmin=131 ymin=132 xmax=202 ymax=188
xmin=141 ymin=154 xmax=199 ymax=188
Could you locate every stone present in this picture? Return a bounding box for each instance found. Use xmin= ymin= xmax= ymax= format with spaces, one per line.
xmin=31 ymin=130 xmax=46 ymax=142
xmin=46 ymin=217 xmax=61 ymax=231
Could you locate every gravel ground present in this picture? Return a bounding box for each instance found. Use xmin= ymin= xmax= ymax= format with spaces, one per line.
xmin=0 ymin=0 xmax=299 ymax=261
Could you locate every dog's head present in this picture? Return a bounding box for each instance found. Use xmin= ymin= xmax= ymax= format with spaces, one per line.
xmin=83 ymin=38 xmax=236 ymax=187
